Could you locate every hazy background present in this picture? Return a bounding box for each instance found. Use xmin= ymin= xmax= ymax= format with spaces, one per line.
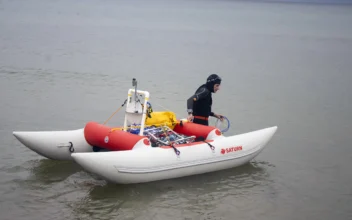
xmin=1 ymin=0 xmax=351 ymax=219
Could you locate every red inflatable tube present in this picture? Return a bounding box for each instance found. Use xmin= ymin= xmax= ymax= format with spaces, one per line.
xmin=84 ymin=121 xmax=147 ymax=151
xmin=173 ymin=121 xmax=220 ymax=139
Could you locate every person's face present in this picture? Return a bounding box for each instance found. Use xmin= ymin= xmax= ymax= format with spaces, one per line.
xmin=214 ymin=84 xmax=220 ymax=93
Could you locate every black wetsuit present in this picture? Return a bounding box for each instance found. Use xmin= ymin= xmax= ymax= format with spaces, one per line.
xmin=187 ymin=84 xmax=214 ymax=126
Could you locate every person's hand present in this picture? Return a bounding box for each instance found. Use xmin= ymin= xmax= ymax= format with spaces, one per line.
xmin=187 ymin=113 xmax=194 ymax=122
xmin=214 ymin=113 xmax=224 ymax=121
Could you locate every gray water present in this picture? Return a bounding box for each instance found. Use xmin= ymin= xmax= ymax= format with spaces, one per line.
xmin=1 ymin=0 xmax=352 ymax=219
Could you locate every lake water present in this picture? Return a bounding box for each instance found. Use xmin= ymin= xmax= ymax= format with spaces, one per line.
xmin=1 ymin=0 xmax=352 ymax=219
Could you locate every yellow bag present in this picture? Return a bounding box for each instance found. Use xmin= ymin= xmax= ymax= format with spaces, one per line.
xmin=145 ymin=111 xmax=178 ymax=129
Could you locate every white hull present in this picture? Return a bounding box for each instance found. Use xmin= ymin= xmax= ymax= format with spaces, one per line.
xmin=71 ymin=126 xmax=278 ymax=184
xmin=13 ymin=128 xmax=92 ymax=160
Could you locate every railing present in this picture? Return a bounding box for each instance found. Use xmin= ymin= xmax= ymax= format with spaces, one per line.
xmin=142 ymin=126 xmax=196 ymax=147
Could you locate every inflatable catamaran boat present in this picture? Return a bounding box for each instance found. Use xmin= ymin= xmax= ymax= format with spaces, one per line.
xmin=13 ymin=78 xmax=278 ymax=184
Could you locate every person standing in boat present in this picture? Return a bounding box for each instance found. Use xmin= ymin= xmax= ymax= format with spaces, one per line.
xmin=186 ymin=74 xmax=223 ymax=126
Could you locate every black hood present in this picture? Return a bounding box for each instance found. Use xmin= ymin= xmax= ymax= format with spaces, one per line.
xmin=205 ymin=74 xmax=221 ymax=93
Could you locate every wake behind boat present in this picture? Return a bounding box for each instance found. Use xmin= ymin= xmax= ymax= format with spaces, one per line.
xmin=13 ymin=78 xmax=278 ymax=184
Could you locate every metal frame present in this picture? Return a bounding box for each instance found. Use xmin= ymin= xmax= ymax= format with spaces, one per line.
xmin=123 ymin=79 xmax=150 ymax=136
xmin=143 ymin=125 xmax=196 ymax=146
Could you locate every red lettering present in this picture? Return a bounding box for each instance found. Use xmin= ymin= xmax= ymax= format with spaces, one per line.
xmin=221 ymin=146 xmax=243 ymax=154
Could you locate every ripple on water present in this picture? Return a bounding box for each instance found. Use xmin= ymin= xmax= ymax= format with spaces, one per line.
xmin=63 ymin=160 xmax=277 ymax=220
